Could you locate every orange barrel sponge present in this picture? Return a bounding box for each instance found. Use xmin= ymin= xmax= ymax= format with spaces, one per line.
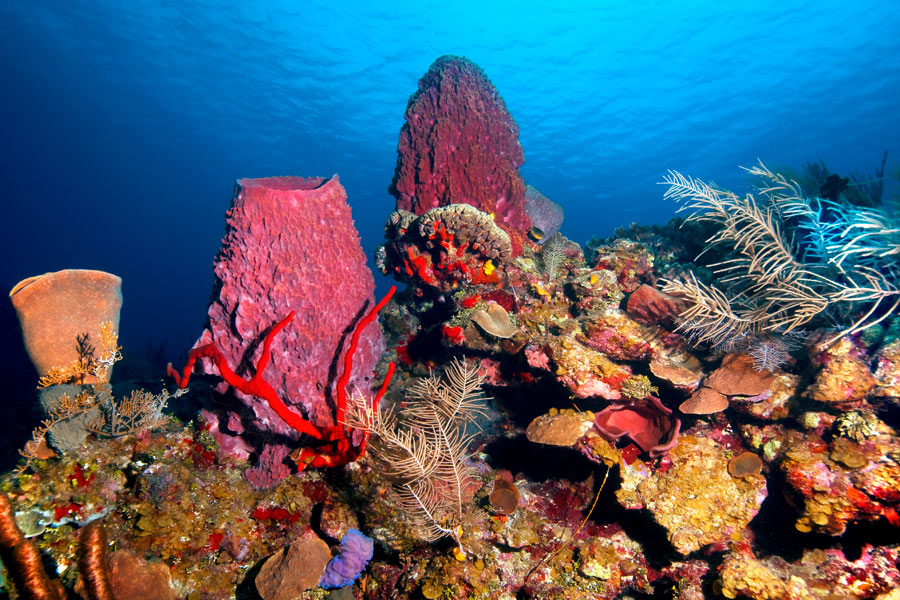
xmin=9 ymin=269 xmax=122 ymax=379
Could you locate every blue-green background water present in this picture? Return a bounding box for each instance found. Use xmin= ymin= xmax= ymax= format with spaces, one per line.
xmin=2 ymin=0 xmax=899 ymax=358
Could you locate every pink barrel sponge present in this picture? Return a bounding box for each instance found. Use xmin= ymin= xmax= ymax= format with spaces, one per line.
xmin=593 ymin=396 xmax=681 ymax=458
xmin=389 ymin=55 xmax=530 ymax=255
xmin=196 ymin=175 xmax=384 ymax=440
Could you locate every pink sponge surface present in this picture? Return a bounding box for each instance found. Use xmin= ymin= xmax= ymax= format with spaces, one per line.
xmin=390 ymin=55 xmax=530 ymax=254
xmin=197 ymin=175 xmax=384 ymax=437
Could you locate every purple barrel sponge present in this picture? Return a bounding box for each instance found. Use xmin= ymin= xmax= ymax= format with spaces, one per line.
xmin=524 ymin=184 xmax=564 ymax=243
xmin=319 ymin=529 xmax=375 ymax=589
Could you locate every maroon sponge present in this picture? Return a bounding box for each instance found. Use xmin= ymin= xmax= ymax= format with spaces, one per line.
xmin=196 ymin=175 xmax=384 ymax=441
xmin=389 ymin=55 xmax=530 ymax=255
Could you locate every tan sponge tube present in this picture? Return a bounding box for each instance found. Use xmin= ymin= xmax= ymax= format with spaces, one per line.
xmin=9 ymin=269 xmax=122 ymax=378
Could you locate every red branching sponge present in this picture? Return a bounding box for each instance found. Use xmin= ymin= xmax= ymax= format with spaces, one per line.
xmin=170 ymin=287 xmax=396 ymax=475
xmin=389 ymin=55 xmax=530 ymax=254
xmin=195 ymin=176 xmax=383 ymax=441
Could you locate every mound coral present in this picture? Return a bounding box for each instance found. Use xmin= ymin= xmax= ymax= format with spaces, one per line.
xmin=377 ymin=203 xmax=512 ymax=291
xmin=470 ymin=302 xmax=518 ymax=339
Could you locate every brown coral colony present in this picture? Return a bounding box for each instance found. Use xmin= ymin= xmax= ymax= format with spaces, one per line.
xmin=728 ymin=451 xmax=764 ymax=479
xmin=488 ymin=478 xmax=520 ymax=516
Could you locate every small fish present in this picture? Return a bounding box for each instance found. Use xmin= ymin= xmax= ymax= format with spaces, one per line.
xmin=527 ymin=225 xmax=545 ymax=242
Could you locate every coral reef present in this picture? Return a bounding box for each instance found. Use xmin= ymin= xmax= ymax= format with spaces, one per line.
xmin=10 ymin=200 xmax=900 ymax=599
xmin=8 ymin=66 xmax=900 ymax=600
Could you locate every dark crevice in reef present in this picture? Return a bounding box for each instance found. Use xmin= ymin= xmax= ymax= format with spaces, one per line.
xmin=592 ymin=466 xmax=680 ymax=569
xmin=487 ymin=374 xmax=572 ymax=431
xmin=748 ymin=461 xmax=900 ymax=562
xmin=481 ymin=435 xmax=594 ymax=483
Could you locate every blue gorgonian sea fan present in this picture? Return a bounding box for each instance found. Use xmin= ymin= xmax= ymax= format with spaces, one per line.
xmin=659 ymin=162 xmax=900 ymax=348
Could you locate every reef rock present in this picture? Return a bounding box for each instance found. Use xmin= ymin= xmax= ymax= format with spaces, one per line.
xmin=255 ymin=533 xmax=333 ymax=600
xmin=719 ymin=545 xmax=900 ymax=600
xmin=389 ymin=55 xmax=530 ymax=254
xmin=591 ymin=240 xmax=654 ymax=293
xmin=873 ymin=339 xmax=900 ymax=399
xmin=575 ymin=528 xmax=653 ymax=595
xmin=581 ymin=310 xmax=652 ymax=362
xmin=106 ymin=550 xmax=176 ymax=600
xmin=730 ymin=372 xmax=800 ymax=421
xmin=624 ymin=436 xmax=767 ymax=554
xmin=807 ymin=353 xmax=876 ymax=408
xmin=780 ymin=429 xmax=900 ymax=535
xmin=547 ymin=334 xmax=640 ymax=400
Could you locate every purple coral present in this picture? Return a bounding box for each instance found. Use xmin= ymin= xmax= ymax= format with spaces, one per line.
xmin=319 ymin=529 xmax=375 ymax=589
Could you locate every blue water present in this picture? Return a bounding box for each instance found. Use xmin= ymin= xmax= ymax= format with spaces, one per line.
xmin=1 ymin=0 xmax=898 ymax=355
